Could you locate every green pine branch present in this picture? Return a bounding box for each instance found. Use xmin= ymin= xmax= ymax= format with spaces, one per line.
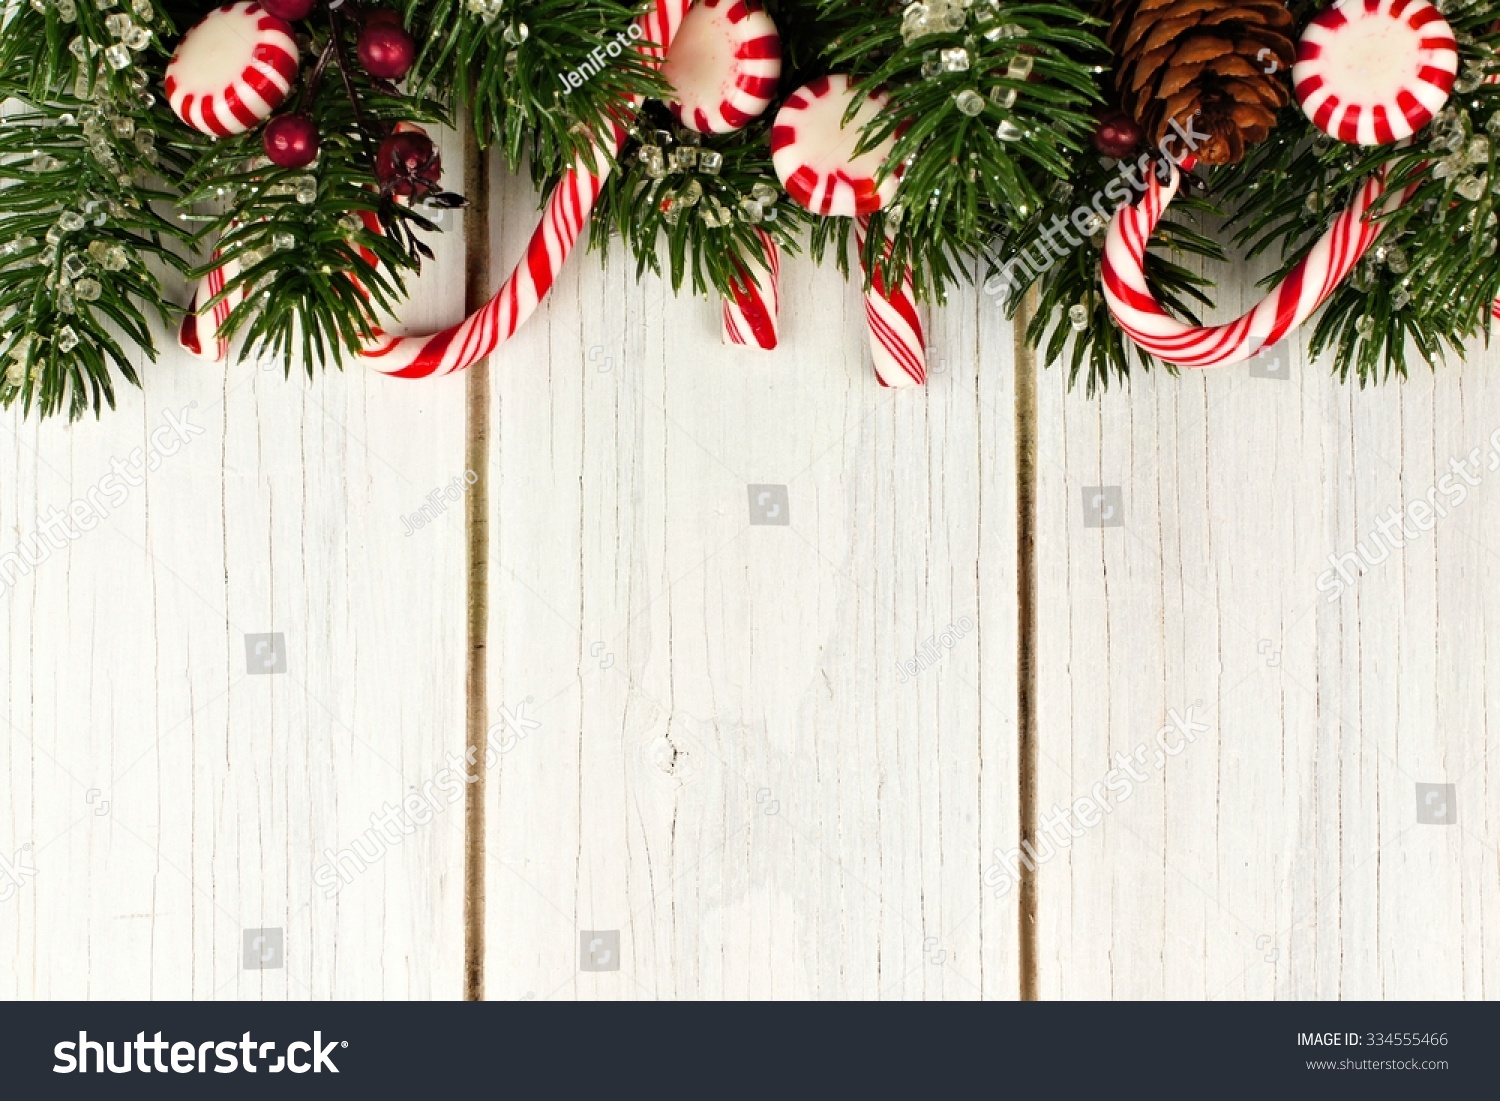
xmin=820 ymin=0 xmax=1106 ymax=301
xmin=0 ymin=0 xmax=197 ymax=421
xmin=178 ymin=14 xmax=454 ymax=375
xmin=590 ymin=104 xmax=806 ymax=301
xmin=403 ymin=0 xmax=669 ymax=186
xmin=993 ymin=156 xmax=1224 ymax=392
xmin=1217 ymin=1 xmax=1500 ymax=384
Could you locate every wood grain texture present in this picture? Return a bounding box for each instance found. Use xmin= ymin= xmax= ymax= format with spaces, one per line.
xmin=7 ymin=126 xmax=1500 ymax=1001
xmin=482 ymin=168 xmax=1021 ymax=999
xmin=0 ymin=132 xmax=471 ymax=999
xmin=1034 ymin=250 xmax=1500 ymax=999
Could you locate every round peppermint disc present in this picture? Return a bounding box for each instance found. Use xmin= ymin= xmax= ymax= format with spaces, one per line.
xmin=770 ymin=75 xmax=901 ymax=217
xmin=165 ymin=2 xmax=300 ymax=138
xmin=663 ymin=0 xmax=781 ymax=134
xmin=1293 ymin=0 xmax=1457 ymax=146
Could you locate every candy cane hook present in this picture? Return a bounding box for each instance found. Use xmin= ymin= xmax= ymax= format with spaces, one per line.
xmin=358 ymin=0 xmax=692 ymax=377
xmin=1102 ymin=156 xmax=1412 ymax=369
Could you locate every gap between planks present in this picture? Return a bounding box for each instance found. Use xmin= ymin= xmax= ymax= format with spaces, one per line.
xmin=462 ymin=125 xmax=491 ymax=1004
xmin=1013 ymin=290 xmax=1040 ymax=1001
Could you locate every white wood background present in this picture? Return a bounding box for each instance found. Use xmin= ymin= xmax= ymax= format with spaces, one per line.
xmin=1036 ymin=257 xmax=1500 ymax=999
xmin=0 ymin=132 xmax=470 ymax=999
xmin=2 ymin=135 xmax=1497 ymax=999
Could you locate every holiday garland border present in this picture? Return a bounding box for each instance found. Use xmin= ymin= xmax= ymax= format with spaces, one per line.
xmin=3 ymin=0 xmax=1500 ymax=421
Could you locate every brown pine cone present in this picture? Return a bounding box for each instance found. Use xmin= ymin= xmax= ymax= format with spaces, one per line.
xmin=1106 ymin=0 xmax=1295 ymax=165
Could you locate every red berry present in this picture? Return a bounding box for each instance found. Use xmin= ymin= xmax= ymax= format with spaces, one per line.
xmin=1019 ymin=44 xmax=1044 ymax=83
xmin=375 ymin=129 xmax=442 ymax=199
xmin=263 ymin=114 xmax=320 ymax=169
xmin=260 ymin=0 xmax=317 ymax=20
xmin=357 ymin=21 xmax=416 ymax=81
xmin=1092 ymin=111 xmax=1143 ymax=159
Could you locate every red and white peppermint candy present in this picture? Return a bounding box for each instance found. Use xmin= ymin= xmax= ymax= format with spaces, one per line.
xmin=1102 ymin=155 xmax=1413 ymax=368
xmin=1293 ymin=0 xmax=1457 ymax=146
xmin=771 ymin=75 xmax=901 ymax=217
xmin=664 ymin=0 xmax=781 ymax=134
xmin=165 ymin=2 xmax=300 ymax=138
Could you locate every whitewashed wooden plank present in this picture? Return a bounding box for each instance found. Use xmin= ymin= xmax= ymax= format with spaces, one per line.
xmin=1328 ymin=360 xmax=1500 ymax=997
xmin=0 ymin=130 xmax=471 ymax=999
xmin=1035 ymin=245 xmax=1500 ymax=998
xmin=485 ymin=169 xmax=1020 ymax=1000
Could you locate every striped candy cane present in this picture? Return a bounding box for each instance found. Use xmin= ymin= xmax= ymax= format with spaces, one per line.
xmin=722 ymin=227 xmax=780 ymax=349
xmin=856 ymin=216 xmax=926 ymax=387
xmin=1102 ymin=155 xmax=1412 ymax=368
xmin=178 ymin=248 xmax=245 ymax=361
xmin=358 ymin=0 xmax=690 ymax=378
